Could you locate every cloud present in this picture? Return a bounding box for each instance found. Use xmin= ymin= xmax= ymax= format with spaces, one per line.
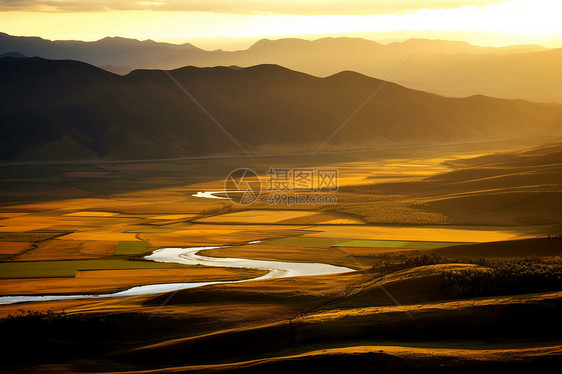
xmin=0 ymin=0 xmax=510 ymax=14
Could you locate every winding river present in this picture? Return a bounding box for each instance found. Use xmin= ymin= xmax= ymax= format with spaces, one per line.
xmin=192 ymin=191 xmax=231 ymax=199
xmin=0 ymin=244 xmax=353 ymax=305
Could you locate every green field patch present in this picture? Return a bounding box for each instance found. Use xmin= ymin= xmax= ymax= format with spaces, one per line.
xmin=0 ymin=258 xmax=194 ymax=278
xmin=268 ymin=237 xmax=352 ymax=248
xmin=124 ymin=228 xmax=177 ymax=233
xmin=337 ymin=240 xmax=465 ymax=249
xmin=115 ymin=240 xmax=152 ymax=255
xmin=0 ymin=232 xmax=67 ymax=242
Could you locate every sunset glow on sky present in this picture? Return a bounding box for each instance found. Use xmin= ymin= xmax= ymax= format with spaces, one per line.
xmin=1 ymin=0 xmax=561 ymax=49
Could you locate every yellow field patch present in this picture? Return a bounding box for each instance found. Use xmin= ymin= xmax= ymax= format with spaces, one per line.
xmin=302 ymin=225 xmax=520 ymax=243
xmin=320 ymin=218 xmax=365 ymax=224
xmin=0 ymin=225 xmax=50 ymax=232
xmin=139 ymin=224 xmax=308 ymax=247
xmin=150 ymin=214 xmax=196 ymax=220
xmin=0 ymin=242 xmax=33 ymax=255
xmin=2 ymin=198 xmax=150 ymax=213
xmin=0 ymin=213 xmax=28 ymax=218
xmin=274 ymin=212 xmax=365 ymax=225
xmin=14 ymin=239 xmax=117 ymax=261
xmin=0 ymin=215 xmax=89 ymax=231
xmin=65 ymin=211 xmax=118 ymax=217
xmin=60 ymin=231 xmax=139 ymax=241
xmin=319 ymin=157 xmax=453 ymax=187
xmin=196 ymin=210 xmax=317 ymax=224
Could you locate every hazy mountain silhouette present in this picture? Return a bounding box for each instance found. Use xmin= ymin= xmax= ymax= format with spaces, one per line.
xmin=206 ymin=38 xmax=562 ymax=103
xmin=1 ymin=33 xmax=559 ymax=102
xmin=2 ymin=57 xmax=562 ymax=161
xmin=100 ymin=65 xmax=133 ymax=75
xmin=0 ymin=33 xmax=205 ymax=69
xmin=0 ymin=51 xmax=27 ymax=59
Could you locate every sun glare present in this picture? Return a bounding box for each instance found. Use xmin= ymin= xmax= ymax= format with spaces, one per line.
xmin=0 ymin=0 xmax=560 ymax=47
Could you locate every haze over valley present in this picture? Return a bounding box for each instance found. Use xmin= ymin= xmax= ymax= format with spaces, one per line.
xmin=1 ymin=1 xmax=562 ymax=372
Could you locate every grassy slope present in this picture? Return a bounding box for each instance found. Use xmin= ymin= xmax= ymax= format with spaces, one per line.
xmin=430 ymin=237 xmax=562 ymax=258
xmin=100 ymin=345 xmax=562 ymax=374
xmin=0 ymin=246 xmax=560 ymax=373
xmin=64 ymin=268 xmax=562 ymax=372
xmin=338 ymin=142 xmax=562 ymax=226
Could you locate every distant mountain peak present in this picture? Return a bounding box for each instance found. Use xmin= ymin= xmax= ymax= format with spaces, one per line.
xmin=98 ymin=35 xmax=147 ymax=42
xmin=250 ymin=36 xmax=382 ymax=50
xmin=0 ymin=32 xmax=559 ymax=102
xmin=402 ymin=38 xmax=473 ymax=46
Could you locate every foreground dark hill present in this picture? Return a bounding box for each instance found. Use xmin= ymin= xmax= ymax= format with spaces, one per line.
xmin=2 ymin=33 xmax=560 ymax=102
xmin=2 ymin=56 xmax=562 ymax=161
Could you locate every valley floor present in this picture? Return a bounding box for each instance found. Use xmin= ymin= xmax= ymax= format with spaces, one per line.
xmin=1 ymin=141 xmax=561 ymax=372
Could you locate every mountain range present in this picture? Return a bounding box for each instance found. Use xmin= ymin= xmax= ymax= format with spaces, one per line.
xmin=2 ymin=56 xmax=562 ymax=161
xmin=1 ymin=33 xmax=560 ymax=102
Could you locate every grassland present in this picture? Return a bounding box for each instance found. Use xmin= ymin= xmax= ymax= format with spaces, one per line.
xmin=337 ymin=239 xmax=463 ymax=248
xmin=0 ymin=258 xmax=201 ymax=278
xmin=0 ymin=141 xmax=561 ymax=372
xmin=114 ymin=240 xmax=152 ymax=255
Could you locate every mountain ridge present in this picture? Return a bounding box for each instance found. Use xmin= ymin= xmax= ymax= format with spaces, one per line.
xmin=2 ymin=56 xmax=562 ymax=161
xmin=1 ymin=32 xmax=559 ymax=102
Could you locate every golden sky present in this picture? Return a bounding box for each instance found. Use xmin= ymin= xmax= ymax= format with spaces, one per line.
xmin=1 ymin=0 xmax=561 ymax=49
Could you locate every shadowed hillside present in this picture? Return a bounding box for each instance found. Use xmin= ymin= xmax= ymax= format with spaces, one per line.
xmin=2 ymin=57 xmax=562 ymax=161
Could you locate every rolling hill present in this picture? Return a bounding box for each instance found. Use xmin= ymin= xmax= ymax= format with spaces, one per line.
xmin=1 ymin=32 xmax=561 ymax=102
xmin=2 ymin=56 xmax=562 ymax=161
xmin=346 ymin=142 xmax=562 ymax=226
